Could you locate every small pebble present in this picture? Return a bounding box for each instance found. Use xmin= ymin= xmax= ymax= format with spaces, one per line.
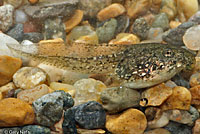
xmin=6 ymin=23 xmax=24 ymax=42
xmin=115 ymin=15 xmax=130 ymax=34
xmin=101 ymin=86 xmax=140 ymax=113
xmin=164 ymin=121 xmax=192 ymax=134
xmin=13 ymin=67 xmax=49 ymax=89
xmin=160 ymin=0 xmax=177 ymax=20
xmin=23 ymin=21 xmax=41 ymax=33
xmin=169 ymin=21 xmax=181 ymax=29
xmin=147 ymin=27 xmax=163 ymax=41
xmin=152 ymin=13 xmax=169 ymax=31
xmin=14 ymin=10 xmax=28 ymax=24
xmin=0 ymin=82 xmax=16 ymax=98
xmin=189 ymin=72 xmax=200 ymax=87
xmin=77 ymin=128 xmax=105 ymax=134
xmin=75 ymin=32 xmax=99 ymax=44
xmin=0 ymin=98 xmax=35 ymax=127
xmin=28 ymin=0 xmax=39 ymax=5
xmin=22 ymin=125 xmax=51 ymax=134
xmin=75 ymin=101 xmax=106 ymax=129
xmin=106 ymin=108 xmax=147 ymax=134
xmin=5 ymin=0 xmax=23 ymax=8
xmin=23 ymin=32 xmax=44 ymax=43
xmin=144 ymin=128 xmax=170 ymax=134
xmin=193 ymin=119 xmax=200 ymax=134
xmin=190 ymin=85 xmax=200 ymax=105
xmin=97 ymin=3 xmax=125 ymax=21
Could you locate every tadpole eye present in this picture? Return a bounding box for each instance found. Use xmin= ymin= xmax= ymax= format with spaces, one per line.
xmin=163 ymin=49 xmax=173 ymax=57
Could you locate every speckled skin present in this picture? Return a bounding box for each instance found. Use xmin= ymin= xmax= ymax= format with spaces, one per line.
xmin=7 ymin=43 xmax=195 ymax=89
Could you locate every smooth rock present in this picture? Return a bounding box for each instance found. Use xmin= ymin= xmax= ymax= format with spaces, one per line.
xmin=43 ymin=17 xmax=66 ymax=41
xmin=125 ymin=0 xmax=150 ymax=19
xmin=65 ymin=10 xmax=83 ymax=33
xmin=96 ymin=18 xmax=117 ymax=43
xmin=190 ymin=85 xmax=200 ymax=105
xmin=106 ymin=108 xmax=147 ymax=134
xmin=140 ymin=83 xmax=172 ymax=107
xmin=6 ymin=23 xmax=24 ymax=42
xmin=33 ymin=90 xmax=74 ymax=127
xmin=144 ymin=128 xmax=171 ymax=134
xmin=0 ymin=82 xmax=16 ymax=98
xmin=165 ymin=80 xmax=177 ymax=88
xmin=147 ymin=27 xmax=164 ymax=41
xmin=101 ymin=86 xmax=140 ymax=113
xmin=0 ymin=98 xmax=35 ymax=127
xmin=75 ymin=101 xmax=106 ymax=129
xmin=169 ymin=21 xmax=181 ymax=29
xmin=78 ymin=0 xmax=112 ymax=18
xmin=74 ymin=78 xmax=107 ymax=105
xmin=17 ymin=84 xmax=50 ymax=104
xmin=5 ymin=89 xmax=15 ymax=98
xmin=162 ymin=21 xmax=197 ymax=46
xmin=193 ymin=119 xmax=200 ymax=134
xmin=28 ymin=0 xmax=39 ymax=5
xmin=109 ymin=33 xmax=140 ymax=45
xmin=161 ymin=86 xmax=191 ymax=111
xmin=14 ymin=10 xmax=28 ymax=24
xmin=160 ymin=0 xmax=177 ymax=20
xmin=190 ymin=72 xmax=200 ymax=87
xmin=152 ymin=13 xmax=169 ymax=31
xmin=97 ymin=3 xmax=125 ymax=21
xmin=115 ymin=15 xmax=130 ymax=34
xmin=24 ymin=0 xmax=78 ymax=20
xmin=13 ymin=67 xmax=49 ymax=89
xmin=150 ymin=0 xmax=162 ymax=13
xmin=75 ymin=32 xmax=99 ymax=44
xmin=23 ymin=21 xmax=41 ymax=33
xmin=0 ymin=4 xmax=14 ymax=32
xmin=22 ymin=125 xmax=51 ymax=134
xmin=131 ymin=17 xmax=150 ymax=40
xmin=189 ymin=11 xmax=200 ymax=24
xmin=164 ymin=121 xmax=192 ymax=134
xmin=176 ymin=0 xmax=198 ymax=22
xmin=171 ymin=74 xmax=190 ymax=89
xmin=0 ymin=55 xmax=22 ymax=86
xmin=23 ymin=32 xmax=44 ymax=43
xmin=183 ymin=25 xmax=200 ymax=51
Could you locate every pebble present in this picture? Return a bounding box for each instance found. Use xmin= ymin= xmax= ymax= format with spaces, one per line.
xmin=150 ymin=0 xmax=162 ymax=13
xmin=165 ymin=80 xmax=177 ymax=88
xmin=147 ymin=27 xmax=164 ymax=41
xmin=43 ymin=17 xmax=66 ymax=41
xmin=14 ymin=10 xmax=28 ymax=24
xmin=23 ymin=32 xmax=44 ymax=43
xmin=24 ymin=0 xmax=78 ymax=20
xmin=144 ymin=128 xmax=171 ymax=134
xmin=78 ymin=0 xmax=112 ymax=18
xmin=97 ymin=3 xmax=126 ymax=21
xmin=22 ymin=125 xmax=51 ymax=134
xmin=0 ymin=0 xmax=3 ymax=6
xmin=0 ymin=82 xmax=16 ymax=98
xmin=125 ymin=0 xmax=150 ymax=19
xmin=193 ymin=119 xmax=200 ymax=134
xmin=131 ymin=17 xmax=150 ymax=40
xmin=0 ymin=98 xmax=35 ymax=127
xmin=77 ymin=128 xmax=105 ymax=134
xmin=115 ymin=15 xmax=130 ymax=34
xmin=189 ymin=11 xmax=200 ymax=24
xmin=160 ymin=0 xmax=177 ymax=20
xmin=106 ymin=108 xmax=147 ymax=134
xmin=100 ymin=86 xmax=140 ymax=114
xmin=183 ymin=25 xmax=200 ymax=50
xmin=164 ymin=121 xmax=192 ymax=134
xmin=96 ymin=18 xmax=117 ymax=43
xmin=109 ymin=33 xmax=140 ymax=45
xmin=28 ymin=0 xmax=39 ymax=5
xmin=161 ymin=86 xmax=191 ymax=111
xmin=62 ymin=108 xmax=77 ymax=134
xmin=65 ymin=10 xmax=83 ymax=33
xmin=75 ymin=101 xmax=106 ymax=129
xmin=6 ymin=23 xmax=24 ymax=42
xmin=33 ymin=90 xmax=74 ymax=127
xmin=152 ymin=13 xmax=169 ymax=31
xmin=140 ymin=83 xmax=173 ymax=107
xmin=75 ymin=32 xmax=99 ymax=44
xmin=162 ymin=21 xmax=197 ymax=46
xmin=190 ymin=85 xmax=200 ymax=105
xmin=17 ymin=84 xmax=51 ymax=104
xmin=176 ymin=0 xmax=198 ymax=22
xmin=189 ymin=72 xmax=200 ymax=87
xmin=23 ymin=21 xmax=41 ymax=33
xmin=4 ymin=0 xmax=23 ymax=9
xmin=74 ymin=78 xmax=107 ymax=105
xmin=13 ymin=67 xmax=49 ymax=89
xmin=169 ymin=21 xmax=181 ymax=29
xmin=0 ymin=55 xmax=22 ymax=86
xmin=171 ymin=74 xmax=190 ymax=89
xmin=0 ymin=4 xmax=14 ymax=32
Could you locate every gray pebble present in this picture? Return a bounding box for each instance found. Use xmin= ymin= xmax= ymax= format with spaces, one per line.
xmin=22 ymin=125 xmax=51 ymax=134
xmin=23 ymin=32 xmax=44 ymax=43
xmin=164 ymin=121 xmax=192 ymax=134
xmin=152 ymin=13 xmax=169 ymax=31
xmin=6 ymin=23 xmax=24 ymax=42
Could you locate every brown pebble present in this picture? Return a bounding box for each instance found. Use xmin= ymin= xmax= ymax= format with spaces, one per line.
xmin=28 ymin=0 xmax=39 ymax=5
xmin=190 ymin=85 xmax=200 ymax=105
xmin=0 ymin=0 xmax=3 ymax=6
xmin=193 ymin=119 xmax=200 ymax=134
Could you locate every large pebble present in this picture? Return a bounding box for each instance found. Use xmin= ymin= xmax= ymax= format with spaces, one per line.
xmin=160 ymin=0 xmax=177 ymax=20
xmin=6 ymin=23 xmax=24 ymax=42
xmin=97 ymin=3 xmax=125 ymax=21
xmin=193 ymin=119 xmax=200 ymax=134
xmin=140 ymin=83 xmax=172 ymax=107
xmin=144 ymin=128 xmax=170 ymax=134
xmin=22 ymin=125 xmax=51 ymax=134
xmin=164 ymin=121 xmax=192 ymax=134
xmin=0 ymin=55 xmax=22 ymax=86
xmin=0 ymin=4 xmax=14 ymax=32
xmin=13 ymin=67 xmax=49 ymax=89
xmin=161 ymin=86 xmax=191 ymax=111
xmin=96 ymin=18 xmax=117 ymax=43
xmin=74 ymin=78 xmax=107 ymax=105
xmin=33 ymin=90 xmax=74 ymax=127
xmin=75 ymin=101 xmax=106 ymax=129
xmin=152 ymin=13 xmax=169 ymax=31
xmin=101 ymin=86 xmax=140 ymax=113
xmin=183 ymin=25 xmax=200 ymax=51
xmin=0 ymin=98 xmax=35 ymax=127
xmin=17 ymin=84 xmax=51 ymax=104
xmin=106 ymin=108 xmax=147 ymax=134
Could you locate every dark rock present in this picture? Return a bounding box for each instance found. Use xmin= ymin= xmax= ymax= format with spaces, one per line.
xmin=115 ymin=15 xmax=130 ymax=35
xmin=96 ymin=18 xmax=117 ymax=43
xmin=5 ymin=89 xmax=15 ymax=98
xmin=14 ymin=89 xmax=22 ymax=98
xmin=33 ymin=91 xmax=73 ymax=127
xmin=23 ymin=32 xmax=44 ymax=43
xmin=23 ymin=0 xmax=78 ymax=20
xmin=6 ymin=23 xmax=24 ymax=42
xmin=162 ymin=22 xmax=197 ymax=46
xmin=164 ymin=121 xmax=192 ymax=134
xmin=189 ymin=106 xmax=199 ymax=123
xmin=171 ymin=74 xmax=190 ymax=89
xmin=22 ymin=125 xmax=51 ymax=134
xmin=189 ymin=11 xmax=200 ymax=24
xmin=43 ymin=17 xmax=66 ymax=41
xmin=131 ymin=17 xmax=150 ymax=40
xmin=62 ymin=108 xmax=77 ymax=134
xmin=75 ymin=101 xmax=106 ymax=129
xmin=152 ymin=13 xmax=169 ymax=31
